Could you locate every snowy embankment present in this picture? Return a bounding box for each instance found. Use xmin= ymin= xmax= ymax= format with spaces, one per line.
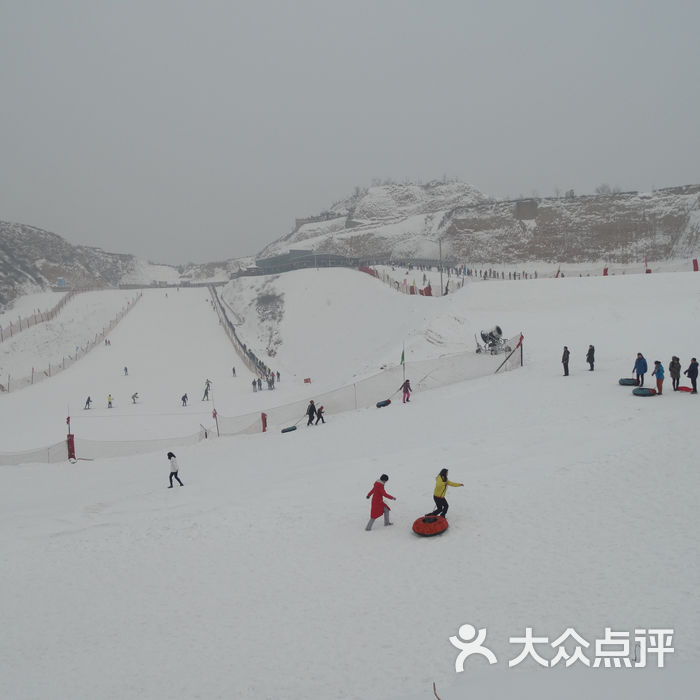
xmin=0 ymin=269 xmax=698 ymax=699
xmin=0 ymin=290 xmax=138 ymax=382
xmin=0 ymin=290 xmax=67 ymax=328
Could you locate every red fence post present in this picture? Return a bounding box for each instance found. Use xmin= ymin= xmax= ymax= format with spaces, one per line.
xmin=67 ymin=434 xmax=76 ymax=460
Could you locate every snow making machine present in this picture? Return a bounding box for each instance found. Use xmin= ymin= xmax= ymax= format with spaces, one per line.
xmin=475 ymin=325 xmax=511 ymax=355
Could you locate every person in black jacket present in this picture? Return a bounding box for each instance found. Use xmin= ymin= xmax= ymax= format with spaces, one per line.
xmin=669 ymin=356 xmax=681 ymax=391
xmin=684 ymin=357 xmax=698 ymax=393
xmin=306 ymin=400 xmax=317 ymax=426
xmin=586 ymin=345 xmax=595 ymax=371
xmin=562 ymin=346 xmax=570 ymax=376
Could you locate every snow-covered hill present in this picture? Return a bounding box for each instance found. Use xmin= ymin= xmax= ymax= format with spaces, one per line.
xmin=259 ymin=182 xmax=700 ymax=265
xmin=0 ymin=220 xmax=252 ymax=309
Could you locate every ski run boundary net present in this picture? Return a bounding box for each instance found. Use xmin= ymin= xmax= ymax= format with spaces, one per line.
xmin=0 ymin=330 xmax=523 ymax=464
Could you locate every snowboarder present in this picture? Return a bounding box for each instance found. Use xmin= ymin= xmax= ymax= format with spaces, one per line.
xmin=84 ymin=396 xmax=92 ymax=410
xmin=202 ymin=379 xmax=211 ymax=401
xmin=562 ymin=346 xmax=570 ymax=376
xmin=124 ymin=366 xmax=128 ymax=376
xmin=426 ymin=468 xmax=464 ymax=518
xmin=131 ymin=392 xmax=139 ymax=404
xmin=107 ymin=394 xmax=113 ymax=408
xmin=586 ymin=345 xmax=595 ymax=371
xmin=669 ymin=356 xmax=681 ymax=391
xmin=652 ymin=360 xmax=665 ymax=395
xmin=400 ymin=378 xmax=412 ymax=403
xmin=181 ymin=393 xmax=188 ymax=407
xmin=167 ymin=451 xmax=183 ymax=488
xmin=684 ymin=358 xmax=698 ymax=393
xmin=306 ymin=400 xmax=317 ymax=426
xmin=633 ymin=353 xmax=648 ymax=387
xmin=365 ymin=474 xmax=395 ymax=530
xmin=315 ymin=405 xmax=325 ymax=424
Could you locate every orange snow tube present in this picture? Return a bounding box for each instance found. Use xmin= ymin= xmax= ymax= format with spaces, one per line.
xmin=412 ymin=515 xmax=449 ymax=537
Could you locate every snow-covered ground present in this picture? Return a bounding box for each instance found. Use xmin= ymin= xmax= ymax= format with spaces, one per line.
xmin=0 ymin=290 xmax=138 ymax=385
xmin=0 ymin=268 xmax=698 ymax=699
xmin=0 ymin=289 xmax=66 ymax=330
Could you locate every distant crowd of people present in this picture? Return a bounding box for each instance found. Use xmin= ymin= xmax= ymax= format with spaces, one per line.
xmin=631 ymin=353 xmax=697 ymax=395
xmin=559 ymin=345 xmax=698 ymax=396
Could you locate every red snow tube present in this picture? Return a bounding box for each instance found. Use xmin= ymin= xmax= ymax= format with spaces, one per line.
xmin=678 ymin=386 xmax=692 ymax=392
xmin=412 ymin=515 xmax=449 ymax=537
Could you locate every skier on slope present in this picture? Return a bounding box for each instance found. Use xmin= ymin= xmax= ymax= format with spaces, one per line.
xmin=365 ymin=474 xmax=396 ymax=530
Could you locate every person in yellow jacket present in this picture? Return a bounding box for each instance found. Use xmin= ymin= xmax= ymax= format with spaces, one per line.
xmin=427 ymin=468 xmax=463 ymax=518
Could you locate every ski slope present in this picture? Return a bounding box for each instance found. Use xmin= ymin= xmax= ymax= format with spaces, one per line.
xmin=0 ymin=269 xmax=699 ymax=699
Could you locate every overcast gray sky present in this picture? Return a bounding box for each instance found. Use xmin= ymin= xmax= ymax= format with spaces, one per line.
xmin=1 ymin=0 xmax=699 ymax=264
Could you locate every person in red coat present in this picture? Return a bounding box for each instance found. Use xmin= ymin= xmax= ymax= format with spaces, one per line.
xmin=365 ymin=474 xmax=396 ymax=530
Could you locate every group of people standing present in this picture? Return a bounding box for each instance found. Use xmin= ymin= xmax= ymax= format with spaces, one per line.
xmin=561 ymin=345 xmax=595 ymax=376
xmin=252 ymin=371 xmax=280 ymax=392
xmin=561 ymin=346 xmax=698 ymax=395
xmin=365 ymin=468 xmax=463 ymax=531
xmin=633 ymin=353 xmax=698 ymax=395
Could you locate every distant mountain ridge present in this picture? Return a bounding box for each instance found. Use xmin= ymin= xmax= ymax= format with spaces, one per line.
xmin=260 ymin=181 xmax=700 ymax=264
xmin=0 ymin=221 xmax=246 ymax=309
xmin=3 ymin=180 xmax=700 ymax=307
